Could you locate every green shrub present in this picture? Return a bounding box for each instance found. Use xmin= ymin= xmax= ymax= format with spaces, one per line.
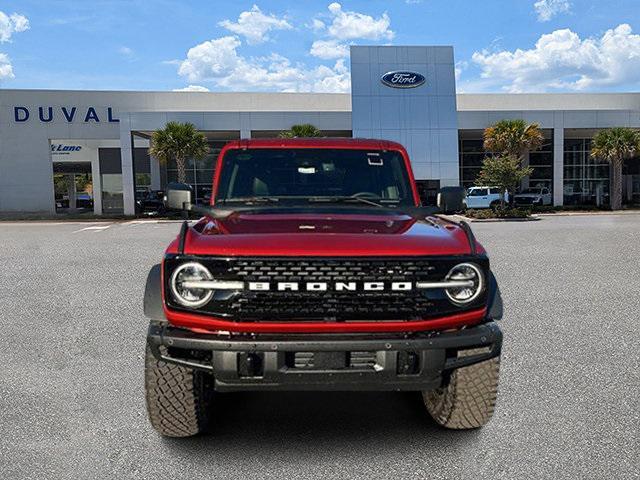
xmin=465 ymin=207 xmax=531 ymax=219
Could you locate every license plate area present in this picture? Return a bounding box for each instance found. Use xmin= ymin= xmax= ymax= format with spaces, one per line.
xmin=286 ymin=351 xmax=378 ymax=370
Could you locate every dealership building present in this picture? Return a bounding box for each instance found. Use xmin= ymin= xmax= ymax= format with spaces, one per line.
xmin=1 ymin=45 xmax=639 ymax=216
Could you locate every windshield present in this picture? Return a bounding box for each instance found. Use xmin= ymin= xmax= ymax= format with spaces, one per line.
xmin=215 ymin=148 xmax=415 ymax=206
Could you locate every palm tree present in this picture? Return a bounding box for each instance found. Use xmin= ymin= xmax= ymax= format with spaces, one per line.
xmin=483 ymin=119 xmax=544 ymax=162
xmin=590 ymin=127 xmax=640 ymax=210
xmin=149 ymin=122 xmax=209 ymax=184
xmin=279 ymin=124 xmax=322 ymax=138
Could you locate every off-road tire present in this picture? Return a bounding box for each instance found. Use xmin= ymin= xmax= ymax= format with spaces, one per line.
xmin=144 ymin=344 xmax=213 ymax=437
xmin=423 ymin=349 xmax=500 ymax=429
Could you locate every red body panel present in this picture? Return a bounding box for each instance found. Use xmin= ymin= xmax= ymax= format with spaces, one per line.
xmin=162 ymin=138 xmax=486 ymax=334
xmin=162 ymin=304 xmax=487 ymax=334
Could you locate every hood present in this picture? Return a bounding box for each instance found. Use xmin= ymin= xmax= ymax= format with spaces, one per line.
xmin=169 ymin=212 xmax=478 ymax=257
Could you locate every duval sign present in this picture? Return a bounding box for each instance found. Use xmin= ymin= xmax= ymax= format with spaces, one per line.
xmin=13 ymin=106 xmax=119 ymax=123
xmin=380 ymin=71 xmax=426 ymax=89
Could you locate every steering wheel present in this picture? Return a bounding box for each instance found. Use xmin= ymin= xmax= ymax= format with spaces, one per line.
xmin=350 ymin=192 xmax=380 ymax=198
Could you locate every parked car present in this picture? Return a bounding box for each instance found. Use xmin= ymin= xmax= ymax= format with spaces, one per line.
xmin=75 ymin=192 xmax=93 ymax=209
xmin=136 ymin=190 xmax=166 ymax=216
xmin=514 ymin=187 xmax=552 ymax=206
xmin=464 ymin=186 xmax=508 ymax=209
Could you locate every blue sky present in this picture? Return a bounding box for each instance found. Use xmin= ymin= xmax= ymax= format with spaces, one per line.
xmin=1 ymin=0 xmax=639 ymax=93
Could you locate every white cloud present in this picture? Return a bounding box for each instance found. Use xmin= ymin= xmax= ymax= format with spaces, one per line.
xmin=0 ymin=11 xmax=29 ymax=42
xmin=0 ymin=52 xmax=14 ymax=79
xmin=219 ymin=5 xmax=291 ymax=45
xmin=533 ymin=0 xmax=571 ymax=22
xmin=308 ymin=19 xmax=326 ymax=32
xmin=455 ymin=60 xmax=468 ymax=81
xmin=177 ymin=35 xmax=350 ymax=92
xmin=310 ymin=39 xmax=349 ymax=60
xmin=0 ymin=11 xmax=28 ymax=81
xmin=325 ymin=2 xmax=393 ymax=41
xmin=178 ymin=36 xmax=243 ymax=81
xmin=308 ymin=3 xmax=394 ymax=60
xmin=173 ymin=85 xmax=210 ymax=92
xmin=119 ymin=46 xmax=134 ymax=57
xmin=471 ymin=24 xmax=640 ymax=92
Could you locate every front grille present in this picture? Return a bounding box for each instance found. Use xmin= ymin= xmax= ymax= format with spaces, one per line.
xmin=164 ymin=256 xmax=489 ymax=322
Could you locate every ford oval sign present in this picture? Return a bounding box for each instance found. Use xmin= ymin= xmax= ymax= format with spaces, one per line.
xmin=380 ymin=71 xmax=426 ymax=89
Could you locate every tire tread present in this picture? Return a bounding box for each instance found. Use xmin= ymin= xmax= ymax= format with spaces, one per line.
xmin=423 ymin=348 xmax=500 ymax=429
xmin=144 ymin=344 xmax=211 ymax=437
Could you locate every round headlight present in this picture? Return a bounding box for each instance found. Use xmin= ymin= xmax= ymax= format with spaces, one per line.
xmin=444 ymin=263 xmax=484 ymax=305
xmin=170 ymin=262 xmax=214 ymax=308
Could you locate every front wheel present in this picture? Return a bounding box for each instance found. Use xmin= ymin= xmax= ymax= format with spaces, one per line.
xmin=144 ymin=344 xmax=213 ymax=437
xmin=422 ymin=349 xmax=500 ymax=429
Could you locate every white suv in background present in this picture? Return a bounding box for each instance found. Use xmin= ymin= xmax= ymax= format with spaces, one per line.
xmin=514 ymin=187 xmax=552 ymax=206
xmin=464 ymin=186 xmax=508 ymax=209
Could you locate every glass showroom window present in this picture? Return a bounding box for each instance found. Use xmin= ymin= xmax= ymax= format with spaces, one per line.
xmin=459 ymin=132 xmax=553 ymax=190
xmin=528 ymin=136 xmax=553 ymax=190
xmin=165 ymin=142 xmax=225 ymax=204
xmin=564 ymin=138 xmax=610 ymax=206
xmin=459 ymin=138 xmax=486 ymax=189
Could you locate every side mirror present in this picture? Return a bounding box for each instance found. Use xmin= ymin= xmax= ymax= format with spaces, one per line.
xmin=437 ymin=186 xmax=466 ymax=214
xmin=165 ymin=182 xmax=193 ymax=211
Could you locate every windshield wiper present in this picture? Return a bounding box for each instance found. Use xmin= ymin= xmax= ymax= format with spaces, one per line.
xmin=220 ymin=196 xmax=280 ymax=205
xmin=306 ymin=195 xmax=390 ymax=208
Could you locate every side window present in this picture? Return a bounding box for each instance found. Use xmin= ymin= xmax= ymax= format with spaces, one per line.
xmin=489 ymin=188 xmax=499 ymax=195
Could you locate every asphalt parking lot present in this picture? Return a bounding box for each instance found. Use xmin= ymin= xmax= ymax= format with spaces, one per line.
xmin=0 ymin=214 xmax=638 ymax=479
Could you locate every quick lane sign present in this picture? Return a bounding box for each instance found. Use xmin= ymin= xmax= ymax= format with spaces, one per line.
xmin=13 ymin=106 xmax=119 ymax=123
xmin=51 ymin=144 xmax=82 ymax=155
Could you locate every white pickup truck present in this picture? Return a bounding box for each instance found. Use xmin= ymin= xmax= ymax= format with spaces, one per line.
xmin=464 ymin=186 xmax=508 ymax=209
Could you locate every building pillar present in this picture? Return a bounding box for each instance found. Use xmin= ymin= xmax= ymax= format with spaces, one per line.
xmin=240 ymin=112 xmax=251 ymax=139
xmin=119 ymin=116 xmax=136 ymax=216
xmin=91 ymin=148 xmax=103 ymax=215
xmin=67 ymin=174 xmax=77 ymax=211
xmin=553 ymin=126 xmax=564 ymax=206
xmin=150 ymin=151 xmax=161 ymax=190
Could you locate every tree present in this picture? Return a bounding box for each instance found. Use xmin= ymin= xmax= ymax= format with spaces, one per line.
xmin=279 ymin=124 xmax=322 ymax=138
xmin=149 ymin=122 xmax=209 ymax=184
xmin=483 ymin=119 xmax=544 ymax=162
xmin=590 ymin=127 xmax=640 ymax=210
xmin=476 ymin=156 xmax=533 ymax=208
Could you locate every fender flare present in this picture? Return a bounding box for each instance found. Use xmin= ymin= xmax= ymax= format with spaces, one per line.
xmin=486 ymin=270 xmax=503 ymax=321
xmin=143 ymin=264 xmax=166 ymax=321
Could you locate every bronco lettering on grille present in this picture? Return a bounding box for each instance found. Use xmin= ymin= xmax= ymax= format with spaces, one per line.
xmin=247 ymin=282 xmax=415 ymax=291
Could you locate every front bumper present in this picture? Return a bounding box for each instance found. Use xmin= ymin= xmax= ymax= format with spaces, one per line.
xmin=147 ymin=321 xmax=502 ymax=392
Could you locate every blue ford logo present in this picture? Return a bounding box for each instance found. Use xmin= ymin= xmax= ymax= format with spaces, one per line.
xmin=380 ymin=71 xmax=426 ymax=89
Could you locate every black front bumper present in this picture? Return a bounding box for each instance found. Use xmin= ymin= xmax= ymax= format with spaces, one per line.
xmin=147 ymin=321 xmax=502 ymax=392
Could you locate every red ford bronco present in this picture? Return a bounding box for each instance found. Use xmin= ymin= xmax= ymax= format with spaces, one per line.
xmin=143 ymin=138 xmax=503 ymax=437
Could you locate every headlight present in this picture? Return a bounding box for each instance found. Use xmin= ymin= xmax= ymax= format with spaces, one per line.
xmin=170 ymin=262 xmax=214 ymax=308
xmin=444 ymin=263 xmax=484 ymax=304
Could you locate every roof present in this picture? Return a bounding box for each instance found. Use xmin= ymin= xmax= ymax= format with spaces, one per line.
xmin=226 ymin=137 xmax=406 ymax=150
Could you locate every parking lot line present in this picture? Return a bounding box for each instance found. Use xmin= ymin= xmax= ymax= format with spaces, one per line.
xmin=72 ymin=224 xmax=112 ymax=233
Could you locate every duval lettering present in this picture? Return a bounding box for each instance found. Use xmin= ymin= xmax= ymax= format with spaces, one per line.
xmin=13 ymin=106 xmax=120 ymax=123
